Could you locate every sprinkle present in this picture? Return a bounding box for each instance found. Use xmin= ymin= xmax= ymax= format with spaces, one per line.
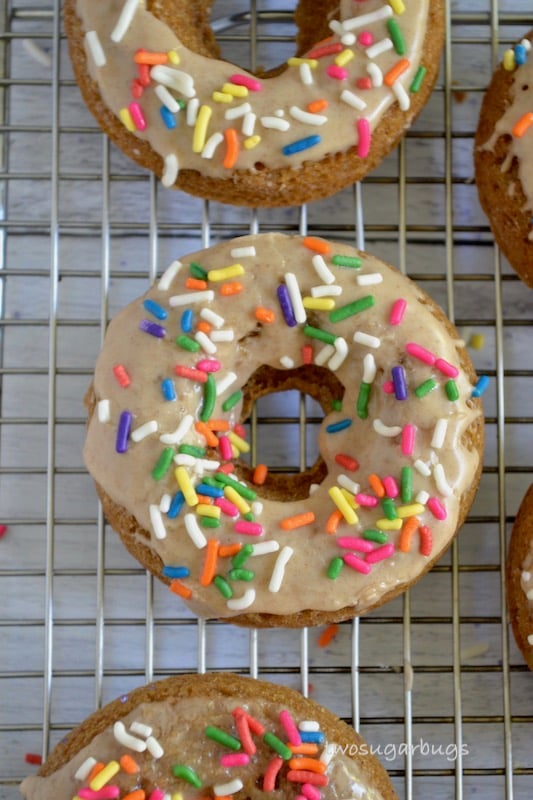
xmin=366 ymin=38 xmax=393 ymax=59
xmin=384 ymin=57 xmax=410 ymax=87
xmin=330 ymin=295 xmax=375 ymax=323
xmin=169 ymin=290 xmax=215 ymax=307
xmin=326 ymin=64 xmax=348 ymax=80
xmin=172 ymin=765 xmax=202 ymax=788
xmin=356 ymin=118 xmax=371 ymax=158
xmin=435 ymin=358 xmax=459 ymax=378
xmin=229 ymin=73 xmax=262 ymax=91
xmin=376 ymin=518 xmax=402 ymax=531
xmin=367 ymin=62 xmax=383 ymax=87
xmin=341 ymin=5 xmax=392 ymax=31
xmin=139 ymin=319 xmax=165 ymax=338
xmin=78 ymin=790 xmax=120 ymax=800
xmin=433 ymin=463 xmax=452 ymax=497
xmin=329 ymin=337 xmax=348 ymax=371
xmin=282 ymin=135 xmax=322 ymax=156
xmin=326 ymin=418 xmax=352 ymax=433
xmin=184 ymin=513 xmax=207 ymax=549
xmin=366 ymin=544 xmax=395 ymax=564
xmin=146 ymin=736 xmax=164 ymax=759
xmin=111 ymin=0 xmax=139 ymax=43
xmin=341 ymin=90 xmax=367 ymax=111
xmin=445 ymin=380 xmax=460 ymax=401
xmin=280 ymin=512 xmax=315 ymax=530
xmin=343 ymin=553 xmax=371 ymax=574
xmin=158 ymin=260 xmax=182 ymax=292
xmin=261 ymin=115 xmax=290 ymax=132
xmin=85 ymin=31 xmax=106 ymax=68
xmin=263 ymin=756 xmax=284 ymax=791
xmin=113 ymin=364 xmax=131 ymax=388
xmin=363 ymin=529 xmax=388 ymax=544
xmin=288 ymin=758 xmax=326 ymax=774
xmin=280 ymin=710 xmax=302 ymax=746
xmin=431 ymin=418 xmax=448 ymax=449
xmin=214 ymin=575 xmax=233 ymax=599
xmin=387 ymin=18 xmax=406 ymax=54
xmin=401 ymin=424 xmax=415 ymax=455
xmin=410 ymin=65 xmax=427 ymax=93
xmin=389 ymin=298 xmax=407 ymax=325
xmin=119 ymin=107 xmax=135 ymax=132
xmin=315 ymin=344 xmax=335 ymax=366
xmin=415 ymin=379 xmax=438 ymax=398
xmin=392 ymin=365 xmax=408 ymax=401
xmin=162 ymin=566 xmax=190 ymax=579
xmin=414 ymin=459 xmax=431 ymax=477
xmin=75 ymin=758 xmax=98 ymax=782
xmin=180 ymin=309 xmax=193 ymax=333
xmin=222 ymin=128 xmax=240 ymax=168
xmin=472 ymin=376 xmax=489 ymax=398
xmin=332 ymin=254 xmax=362 ymax=269
xmin=337 ymin=537 xmax=373 ymax=552
xmin=253 ymin=464 xmax=268 ymax=485
xmin=264 ymin=733 xmax=292 ymax=760
xmin=337 ymin=474 xmax=359 ymax=495
xmin=373 ymin=419 xmax=401 ymax=437
xmin=113 ymin=722 xmax=147 ymax=752
xmin=335 ymin=453 xmax=359 ymax=471
xmin=269 ymin=546 xmax=294 ymax=593
xmin=512 ymin=112 xmax=533 ymax=138
xmin=152 ymin=447 xmax=175 ymax=480
xmin=355 ymin=493 xmax=378 ymax=507
xmin=160 ymin=105 xmax=176 ymax=129
xmin=406 ymin=342 xmax=435 ymax=365
xmin=353 ymin=331 xmax=381 ymax=349
xmin=401 ymin=466 xmax=413 ymax=502
xmin=304 ymin=325 xmax=337 ymax=345
xmin=381 ymin=498 xmax=397 ymax=520
xmin=205 ymin=726 xmax=241 ymax=751
xmin=289 ymin=106 xmax=327 ymax=125
xmin=285 ymin=273 xmax=307 ymax=324
xmin=225 ymin=102 xmax=252 ymax=120
xmin=277 ymin=284 xmax=297 ymax=327
xmin=368 ymin=474 xmax=385 ymax=498
xmin=427 ymin=497 xmax=447 ymax=521
xmin=329 ymin=486 xmax=358 ymax=524
xmin=149 ymin=505 xmax=167 ymax=540
xmin=234 ymin=520 xmax=263 ymax=536
xmin=312 ymin=254 xmax=336 ymax=284
xmin=160 ymin=414 xmax=193 ymax=445
xmin=116 ymin=411 xmax=133 ymax=453
xmin=227 ymin=588 xmax=256 ymax=610
xmin=419 ymin=524 xmax=433 ymax=556
xmin=310 ymin=285 xmax=342 ymax=298
xmin=97 ymin=399 xmax=110 ymax=423
xmin=251 ymin=541 xmax=280 ymax=556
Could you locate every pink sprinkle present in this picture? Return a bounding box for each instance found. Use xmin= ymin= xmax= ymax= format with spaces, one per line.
xmin=337 ymin=536 xmax=374 ymax=553
xmin=197 ymin=358 xmax=221 ymax=373
xmin=301 ymin=785 xmax=322 ymax=800
xmin=326 ymin=65 xmax=348 ymax=81
xmin=401 ymin=424 xmax=416 ymax=456
xmin=219 ymin=435 xmax=233 ymax=461
xmin=355 ymin=493 xmax=378 ymax=507
xmin=0 ymin=524 xmax=7 ymax=538
xmin=357 ymin=118 xmax=371 ymax=158
xmin=215 ymin=497 xmax=239 ymax=517
xmin=295 ymin=795 xmax=308 ymax=800
xmin=435 ymin=357 xmax=459 ymax=378
xmin=358 ymin=31 xmax=374 ymax=47
xmin=365 ymin=544 xmax=395 ymax=564
xmin=382 ymin=476 xmax=399 ymax=498
xmin=229 ymin=73 xmax=262 ymax=91
xmin=234 ymin=423 xmax=247 ymax=439
xmin=419 ymin=524 xmax=433 ymax=556
xmin=263 ymin=756 xmax=283 ymax=792
xmin=343 ymin=553 xmax=372 ymax=574
xmin=279 ymin=709 xmax=302 ymax=746
xmin=234 ymin=520 xmax=264 ymax=536
xmin=221 ymin=753 xmax=250 ymax=767
xmin=148 ymin=791 xmax=165 ymax=800
xmin=382 ymin=380 xmax=394 ymax=394
xmin=356 ymin=77 xmax=373 ymax=90
xmin=78 ymin=790 xmax=120 ymax=800
xmin=218 ymin=462 xmax=235 ymax=474
xmin=128 ymin=102 xmax=147 ymax=131
xmin=428 ymin=497 xmax=447 ymax=520
xmin=389 ymin=298 xmax=407 ymax=325
xmin=406 ymin=342 xmax=436 ymax=366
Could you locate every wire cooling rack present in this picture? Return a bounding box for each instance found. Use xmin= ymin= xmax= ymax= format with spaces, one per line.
xmin=1 ymin=1 xmax=532 ymax=798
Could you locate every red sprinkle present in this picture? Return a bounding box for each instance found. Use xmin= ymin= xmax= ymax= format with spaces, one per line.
xmin=24 ymin=753 xmax=42 ymax=765
xmin=113 ymin=364 xmax=131 ymax=388
xmin=302 ymin=344 xmax=313 ymax=365
xmin=287 ymin=771 xmax=329 ymax=787
xmin=419 ymin=525 xmax=433 ymax=556
xmin=307 ymin=43 xmax=343 ymax=59
xmin=174 ymin=365 xmax=208 ymax=383
xmin=130 ymin=79 xmax=143 ymax=99
xmin=335 ymin=453 xmax=359 ymax=471
xmin=356 ymin=77 xmax=373 ymax=90
xmin=263 ymin=756 xmax=284 ymax=791
xmin=233 ymin=708 xmax=256 ymax=756
xmin=137 ymin=62 xmax=151 ymax=87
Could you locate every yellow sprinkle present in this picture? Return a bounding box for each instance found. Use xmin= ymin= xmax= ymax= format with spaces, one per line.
xmin=175 ymin=466 xmax=199 ymax=507
xmin=288 ymin=57 xmax=318 ymax=68
xmin=228 ymin=431 xmax=250 ymax=453
xmin=119 ymin=108 xmax=135 ymax=132
xmin=340 ymin=487 xmax=359 ymax=509
xmin=231 ymin=444 xmax=240 ymax=460
xmin=302 ymin=297 xmax=335 ymax=311
xmin=335 ymin=49 xmax=355 ymax=67
xmin=224 ymin=486 xmax=250 ymax=515
xmin=244 ymin=135 xmax=261 ymax=150
xmin=222 ymin=82 xmax=248 ymax=97
xmin=167 ymin=50 xmax=180 ymax=65
xmin=197 ymin=504 xmax=221 ymax=519
xmin=207 ymin=263 xmax=245 ymax=282
xmin=329 ymin=486 xmax=358 ymax=524
xmin=192 ymin=105 xmax=213 ymax=153
xmin=503 ymin=48 xmax=516 ymax=71
xmin=469 ymin=333 xmax=484 ymax=350
xmin=212 ymin=91 xmax=234 ymax=103
xmin=376 ymin=518 xmax=403 ymax=531
xmin=172 ymin=795 xmax=183 ymax=800
xmin=388 ymin=0 xmax=406 ymax=13
xmin=90 ymin=761 xmax=120 ymax=791
xmin=397 ymin=503 xmax=425 ymax=519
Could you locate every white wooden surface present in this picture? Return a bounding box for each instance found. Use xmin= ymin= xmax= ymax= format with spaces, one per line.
xmin=0 ymin=1 xmax=532 ymax=799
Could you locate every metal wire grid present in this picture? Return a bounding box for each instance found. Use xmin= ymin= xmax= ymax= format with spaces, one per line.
xmin=0 ymin=1 xmax=532 ymax=799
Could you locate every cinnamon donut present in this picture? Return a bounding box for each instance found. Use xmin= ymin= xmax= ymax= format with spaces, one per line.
xmin=507 ymin=484 xmax=533 ymax=670
xmin=83 ymin=234 xmax=484 ymax=627
xmin=64 ymin=0 xmax=444 ymax=207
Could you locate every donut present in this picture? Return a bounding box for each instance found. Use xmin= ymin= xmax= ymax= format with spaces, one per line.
xmin=474 ymin=31 xmax=533 ymax=288
xmin=83 ymin=233 xmax=484 ymax=627
xmin=64 ymin=0 xmax=444 ymax=207
xmin=507 ymin=484 xmax=533 ymax=670
xmin=20 ymin=673 xmax=398 ymax=800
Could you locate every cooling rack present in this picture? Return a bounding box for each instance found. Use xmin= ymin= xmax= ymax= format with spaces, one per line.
xmin=1 ymin=1 xmax=532 ymax=798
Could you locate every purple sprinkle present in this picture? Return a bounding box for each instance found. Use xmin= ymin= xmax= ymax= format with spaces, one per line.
xmin=139 ymin=319 xmax=166 ymax=338
xmin=276 ymin=284 xmax=297 ymax=327
xmin=392 ymin=365 xmax=408 ymax=401
xmin=116 ymin=410 xmax=133 ymax=453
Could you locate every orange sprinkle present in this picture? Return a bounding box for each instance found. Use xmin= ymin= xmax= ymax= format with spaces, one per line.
xmin=119 ymin=755 xmax=140 ymax=775
xmin=196 ymin=494 xmax=213 ymax=505
xmin=326 ymin=509 xmax=343 ymax=534
xmin=368 ymin=473 xmax=385 ymax=498
xmin=289 ymin=743 xmax=319 ymax=755
xmin=512 ymin=111 xmax=533 ymax=138
xmin=303 ymin=236 xmax=331 ymax=255
xmin=134 ymin=50 xmax=168 ymax=65
xmin=169 ymin=579 xmax=192 ymax=599
xmin=280 ymin=511 xmax=315 ymax=531
xmin=214 ymin=796 xmax=233 ymax=800
xmin=220 ymin=281 xmax=243 ymax=296
xmin=223 ymin=128 xmax=240 ymax=169
xmin=185 ymin=277 xmax=208 ymax=291
xmin=196 ymin=421 xmax=219 ymax=447
xmin=384 ymin=57 xmax=411 ymax=87
xmin=302 ymin=344 xmax=313 ymax=364
xmin=307 ymin=99 xmax=328 ymax=113
xmin=312 ymin=35 xmax=334 ymax=47
xmin=197 ymin=320 xmax=212 ymax=334
xmin=318 ymin=623 xmax=339 ymax=648
xmin=200 ymin=538 xmax=219 ymax=586
xmin=122 ymin=791 xmax=146 ymax=800
xmin=207 ymin=419 xmax=230 ymax=432
xmin=219 ymin=543 xmax=242 ymax=558
xmin=88 ymin=763 xmax=105 ymax=784
xmin=255 ymin=306 xmax=275 ymax=324
xmin=287 ymin=757 xmax=326 ymax=773
xmin=253 ymin=464 xmax=268 ymax=485
xmin=399 ymin=516 xmax=420 ymax=553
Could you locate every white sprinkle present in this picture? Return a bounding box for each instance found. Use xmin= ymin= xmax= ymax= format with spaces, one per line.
xmin=251 ymin=541 xmax=280 ymax=557
xmin=113 ymin=721 xmax=147 ymax=752
xmin=373 ymin=419 xmax=402 ymax=437
xmin=274 ymin=109 xmax=285 ymax=117
xmin=320 ymin=744 xmax=336 ymax=766
xmin=353 ymin=331 xmax=381 ymax=349
xmin=299 ymin=720 xmax=320 ymax=732
xmin=366 ymin=37 xmax=394 ymax=59
xmin=97 ymin=399 xmax=110 ymax=423
xmin=160 ymin=413 xmax=193 ymax=445
xmin=211 ymin=329 xmax=235 ymax=342
xmin=130 ymin=721 xmax=152 ymax=738
xmin=146 ymin=736 xmax=164 ymax=759
xmin=340 ymin=90 xmax=367 ymax=111
xmin=174 ymin=453 xmax=196 ymax=467
xmin=521 ymin=38 xmax=532 ymax=52
xmin=162 ymin=153 xmax=179 ymax=188
xmin=414 ymin=459 xmax=432 ymax=477
xmin=242 ymin=112 xmax=256 ymax=136
xmin=431 ymin=418 xmax=448 ymax=450
xmin=231 ymin=246 xmax=257 ymax=258
xmin=329 ymin=20 xmax=344 ymax=36
xmin=341 ymin=6 xmax=393 ymax=31
xmin=169 ymin=290 xmax=214 ymax=307
xmin=300 ymin=63 xmax=314 ymax=85
xmin=110 ymin=0 xmax=139 ymax=43
xmin=393 ymin=81 xmax=411 ymax=111
xmin=200 ymin=307 xmax=224 ymax=328
xmin=280 ymin=355 xmax=295 ymax=368
xmin=367 ymin=62 xmax=383 ymax=88
xmin=85 ymin=31 xmax=106 ymax=68
xmin=158 ymin=259 xmax=183 ymax=291
xmin=341 ymin=31 xmax=356 ymax=46
xmin=227 ymin=588 xmax=256 ymax=610
xmin=309 ymin=483 xmax=320 ymax=495
xmin=216 ymin=371 xmax=237 ymax=396
xmin=150 ymin=65 xmax=195 ymax=98
xmin=285 ymin=272 xmax=306 ymax=323
xmin=338 ymin=474 xmax=360 ymax=494
xmin=311 ymin=284 xmax=342 ymax=298
xmin=261 ymin=116 xmax=291 ymax=131
xmin=195 ymin=331 xmax=217 ymax=355
xmin=315 ymin=343 xmax=335 ymax=366
xmin=184 ymin=513 xmax=207 ymax=549
xmin=197 ymin=458 xmax=220 ymax=471
xmin=225 ymin=102 xmax=252 ymax=120
xmin=415 ymin=490 xmax=430 ymax=505
xmin=290 ymin=106 xmax=327 ymax=126
xmin=433 ymin=463 xmax=453 ymax=497
xmin=269 ymin=546 xmax=294 ymax=593
xmin=131 ymin=419 xmax=158 ymax=442
xmin=186 ymin=97 xmax=200 ymax=125
xmin=312 ymin=255 xmax=335 ymax=285
xmin=159 ymin=494 xmax=171 ymax=513
xmin=74 ymin=757 xmax=97 ymax=782
xmin=149 ymin=505 xmax=167 ymax=540
xmin=527 ymin=589 xmax=533 ymax=601
xmin=328 ymin=337 xmax=348 ymax=371
xmin=363 ymin=353 xmax=377 ymax=383
xmin=528 ymin=634 xmax=533 ymax=646
xmin=154 ymin=84 xmax=181 ymax=113
xmin=523 ymin=571 xmax=531 ymax=582
xmin=357 ymin=272 xmax=383 ymax=286
xmin=429 ymin=450 xmax=439 ymax=465
xmin=201 ymin=132 xmax=224 ymax=159
xmin=251 ymin=501 xmax=263 ymax=516
xmin=214 ymin=780 xmax=243 ymax=797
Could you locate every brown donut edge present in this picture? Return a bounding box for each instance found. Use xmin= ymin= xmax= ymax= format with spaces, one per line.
xmin=506 ymin=483 xmax=533 ymax=671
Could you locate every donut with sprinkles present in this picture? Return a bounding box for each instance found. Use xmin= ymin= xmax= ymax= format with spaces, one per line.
xmin=64 ymin=0 xmax=444 ymax=207
xmin=507 ymin=484 xmax=533 ymax=671
xmin=83 ymin=234 xmax=484 ymax=627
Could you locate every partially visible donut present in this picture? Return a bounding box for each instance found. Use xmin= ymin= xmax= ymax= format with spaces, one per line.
xmin=507 ymin=484 xmax=533 ymax=670
xmin=64 ymin=0 xmax=444 ymax=207
xmin=84 ymin=234 xmax=484 ymax=627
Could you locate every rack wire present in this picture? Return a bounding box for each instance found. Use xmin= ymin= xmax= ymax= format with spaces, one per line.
xmin=1 ymin=1 xmax=532 ymax=799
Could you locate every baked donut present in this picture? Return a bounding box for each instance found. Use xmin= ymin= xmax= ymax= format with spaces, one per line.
xmin=475 ymin=31 xmax=533 ymax=288
xmin=64 ymin=0 xmax=444 ymax=207
xmin=20 ymin=673 xmax=398 ymax=800
xmin=507 ymin=484 xmax=533 ymax=670
xmin=84 ymin=233 xmax=484 ymax=627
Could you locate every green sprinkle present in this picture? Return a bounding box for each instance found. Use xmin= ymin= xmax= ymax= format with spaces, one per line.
xmin=200 ymin=373 xmax=216 ymax=422
xmin=243 ymin=512 xmax=255 ymax=522
xmin=189 ymin=262 xmax=208 ymax=280
xmin=232 ymin=544 xmax=254 ymax=569
xmin=304 ymin=324 xmax=337 ymax=345
xmin=179 ymin=444 xmax=206 ymax=458
xmin=382 ymin=498 xmax=397 ymax=520
xmin=228 ymin=568 xmax=255 ymax=582
xmin=152 ymin=447 xmax=174 ymax=481
xmin=356 ymin=382 xmax=371 ymax=420
xmin=401 ymin=466 xmax=413 ymax=503
xmin=332 ymin=254 xmax=362 ymax=269
xmin=410 ymin=65 xmax=427 ymax=93
xmin=200 ymin=476 xmax=219 ymax=488
xmin=214 ymin=472 xmax=257 ymax=501
xmin=222 ymin=390 xmax=243 ymax=412
xmin=415 ymin=378 xmax=438 ymax=398
xmin=214 ymin=575 xmax=233 ymax=599
xmin=445 ymin=379 xmax=459 ymax=401
xmin=387 ymin=18 xmax=406 ymax=54
xmin=200 ymin=516 xmax=220 ymax=528
xmin=331 ymin=399 xmax=343 ymax=412
xmin=363 ymin=529 xmax=388 ymax=544
xmin=327 ymin=556 xmax=344 ymax=579
xmin=205 ymin=725 xmax=241 ymax=751
xmin=263 ymin=732 xmax=292 ymax=760
xmin=172 ymin=765 xmax=202 ymax=788
xmin=177 ymin=99 xmax=187 ymax=110
xmin=329 ymin=295 xmax=376 ymax=323
xmin=176 ymin=334 xmax=201 ymax=352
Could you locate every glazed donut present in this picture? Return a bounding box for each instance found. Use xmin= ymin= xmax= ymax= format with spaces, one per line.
xmin=20 ymin=673 xmax=398 ymax=800
xmin=475 ymin=31 xmax=533 ymax=287
xmin=64 ymin=0 xmax=444 ymax=207
xmin=507 ymin=484 xmax=533 ymax=671
xmin=84 ymin=234 xmax=484 ymax=627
